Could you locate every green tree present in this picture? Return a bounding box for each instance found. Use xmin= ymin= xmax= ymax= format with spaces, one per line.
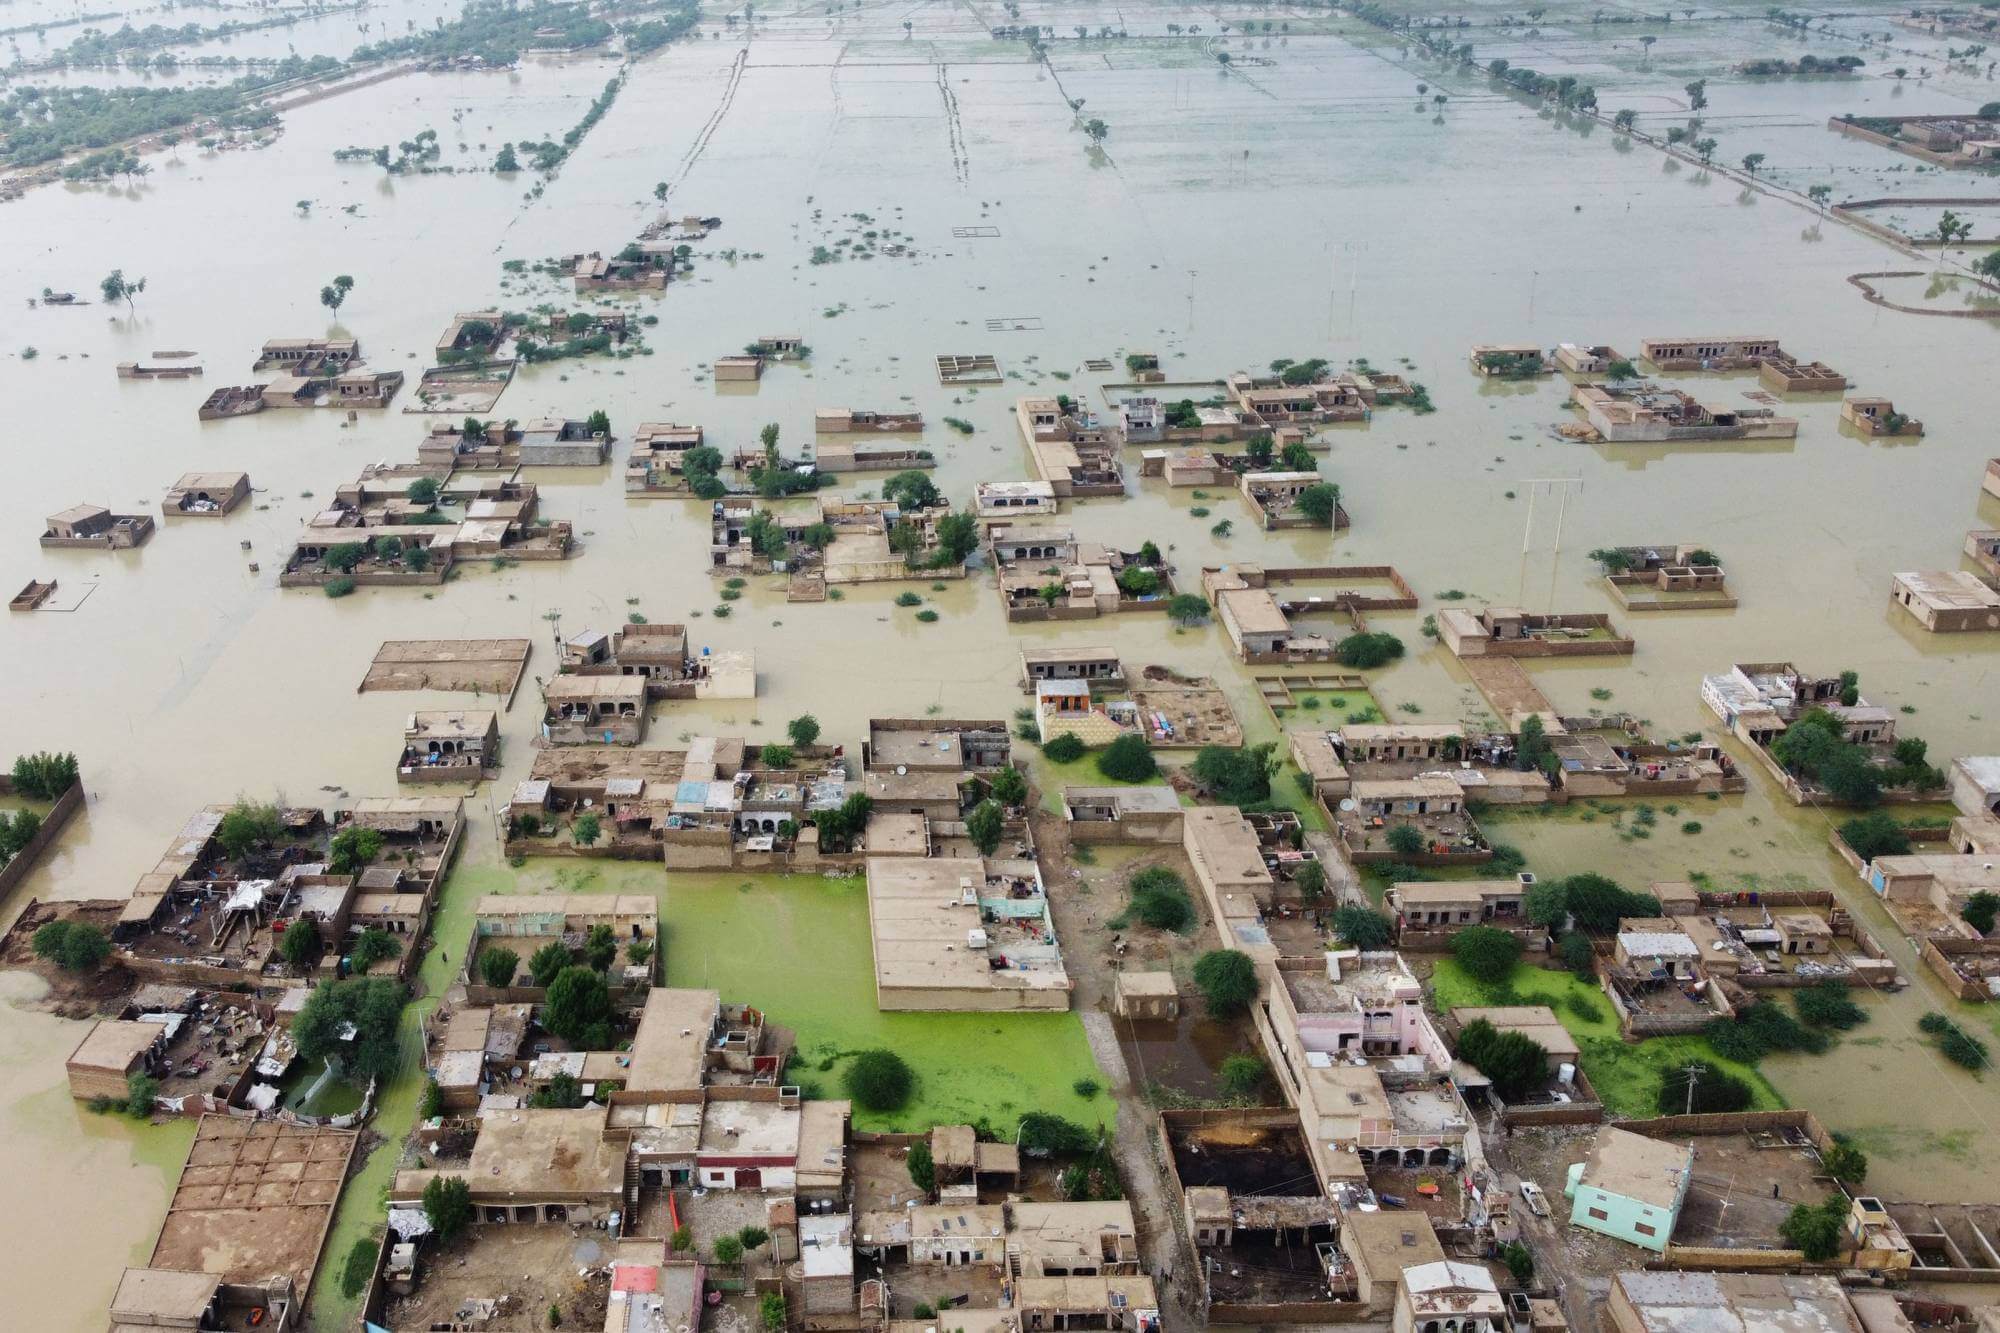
xmin=582 ymin=924 xmax=618 ymax=971
xmin=1042 ymin=733 xmax=1087 ymax=764
xmin=293 ymin=977 xmax=407 ymax=1082
xmin=328 ymin=825 xmax=383 ymax=874
xmin=1524 ymin=877 xmax=1569 ymax=928
xmin=1189 ymin=743 xmax=1276 ymax=804
xmin=1456 ymin=1018 xmax=1549 ymax=1100
xmin=1332 ymin=904 xmax=1394 ymax=948
xmin=33 ymin=919 xmax=110 ymax=971
xmin=787 ymin=714 xmax=821 ymax=749
xmin=480 ymin=945 xmax=520 ymax=988
xmin=1823 ymin=1140 xmax=1868 ymax=1185
xmin=1279 ymin=439 xmax=1316 ymax=471
xmin=325 ymin=541 xmax=366 ymax=574
xmin=1168 ymin=593 xmax=1210 ymax=626
xmin=1334 ymin=631 xmax=1404 ymax=669
xmin=1500 ymin=1240 xmax=1535 ymax=1286
xmin=713 ymin=1234 xmax=744 ymax=1264
xmin=1558 ymin=931 xmax=1595 ymax=974
xmin=423 ymin=1175 xmax=472 ymax=1243
xmin=1657 ymin=1059 xmax=1752 ymax=1114
xmin=933 ymin=511 xmax=980 ymax=564
xmin=530 ymin=941 xmax=574 ymax=987
xmin=280 ymin=918 xmax=321 ymax=971
xmin=843 ymin=1049 xmax=915 ymax=1110
xmin=882 ymin=469 xmax=942 ymax=511
xmin=1129 ymin=867 xmax=1194 ymax=931
xmin=100 ymin=268 xmax=146 ymax=310
xmin=1695 ymin=136 xmax=1718 ymax=166
xmin=544 ymin=967 xmax=613 ymax=1046
xmin=760 ymin=1292 xmax=787 ymax=1332
xmin=1560 ymin=873 xmax=1658 ymax=932
xmin=990 ymin=765 xmax=1028 ymax=807
xmin=906 ymin=1140 xmax=936 ymax=1194
xmin=1807 ymin=183 xmax=1832 ymax=211
xmin=1386 ymin=823 xmax=1426 ymax=856
xmin=760 ymin=743 xmax=795 ymax=769
xmin=1965 ymin=890 xmax=2000 ymax=936
xmin=320 ymin=282 xmax=347 ymax=313
xmin=573 ymin=813 xmax=602 ymax=846
xmin=349 ymin=926 xmax=401 ymax=973
xmin=1741 ymin=151 xmax=1765 ymax=174
xmin=1684 ymin=77 xmax=1708 ymax=110
xmin=1780 ymin=1196 xmax=1847 ymax=1261
xmin=532 ymin=1070 xmax=586 ymax=1108
xmin=586 ymin=409 xmax=612 ymax=438
xmin=126 ymin=1071 xmax=160 ymax=1117
xmin=738 ymin=1225 xmax=770 ymax=1252
xmin=966 ymin=798 xmax=1005 ymax=855
xmin=11 ymin=752 xmax=78 ymax=799
xmin=1296 ymin=483 xmax=1341 ymax=527
xmin=1192 ymin=949 xmax=1259 ymax=1016
xmin=407 ymin=476 xmax=441 ymax=505
xmin=1293 ymin=859 xmax=1327 ymax=901
xmin=1219 ymin=1054 xmax=1266 ymax=1097
xmin=1096 ymin=733 xmax=1157 ymax=782
xmin=215 ymin=800 xmax=283 ymax=859
xmin=1451 ymin=925 xmax=1522 ymax=983
xmin=494 ymin=143 xmax=520 ymax=171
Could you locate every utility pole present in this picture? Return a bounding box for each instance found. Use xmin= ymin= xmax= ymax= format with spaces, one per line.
xmin=1679 ymin=1060 xmax=1703 ymax=1116
xmin=1517 ymin=478 xmax=1583 ymax=555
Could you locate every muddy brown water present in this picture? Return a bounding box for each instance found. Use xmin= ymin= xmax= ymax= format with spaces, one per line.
xmin=5 ymin=2 xmax=2000 ymax=1324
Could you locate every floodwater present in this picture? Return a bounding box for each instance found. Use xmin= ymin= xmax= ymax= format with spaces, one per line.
xmin=4 ymin=0 xmax=2000 ymax=1324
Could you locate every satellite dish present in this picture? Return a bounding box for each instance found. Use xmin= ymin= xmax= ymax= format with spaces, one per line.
xmin=896 ymin=765 xmax=908 ymax=776
xmin=1338 ymin=798 xmax=1357 ymax=812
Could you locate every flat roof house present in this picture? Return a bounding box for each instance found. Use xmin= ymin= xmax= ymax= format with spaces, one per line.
xmin=541 ymin=674 xmax=648 ymax=745
xmin=1564 ymin=1126 xmax=1692 ymax=1252
xmin=864 ymin=857 xmax=1070 ymax=1011
xmin=399 ymin=710 xmax=500 ymax=783
xmin=67 ymin=1017 xmax=169 ymax=1101
xmin=163 ymin=472 xmax=251 ymax=517
xmin=42 ymin=503 xmax=155 ymax=549
xmin=1890 ymin=571 xmax=2000 ymax=633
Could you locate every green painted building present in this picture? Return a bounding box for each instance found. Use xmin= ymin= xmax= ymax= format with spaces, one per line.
xmin=1564 ymin=1126 xmax=1692 ymax=1253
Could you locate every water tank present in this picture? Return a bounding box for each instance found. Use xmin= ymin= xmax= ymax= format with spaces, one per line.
xmin=1557 ymin=1062 xmax=1576 ymax=1087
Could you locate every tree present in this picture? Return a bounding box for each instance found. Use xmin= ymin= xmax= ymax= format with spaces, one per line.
xmin=423 ymin=1175 xmax=472 ymax=1243
xmin=1296 ymin=483 xmax=1341 ymax=527
xmin=532 ymin=1071 xmax=586 ymax=1108
xmin=1560 ymin=873 xmax=1658 ymax=932
xmin=328 ymin=825 xmax=383 ymax=874
xmin=480 ymin=945 xmax=520 ymax=988
xmin=1612 ymin=107 xmax=1637 ymax=131
xmin=100 ymin=268 xmax=146 ymax=309
xmin=1977 ymin=250 xmax=2000 ymax=282
xmin=760 ymin=1292 xmax=788 ymax=1332
xmin=787 ymin=714 xmax=821 ymax=749
xmin=1210 ymin=519 xmax=1234 ymax=539
xmin=713 ymin=1233 xmax=744 ymax=1264
xmin=1451 ymin=925 xmax=1522 ymax=983
xmin=280 ymin=918 xmax=321 ymax=971
xmin=932 ymin=512 xmax=980 ymax=565
xmin=1042 ymin=733 xmax=1087 ymax=764
xmin=1685 ymin=77 xmax=1708 ymax=110
xmin=1695 ymin=136 xmax=1718 ymax=166
xmin=325 ymin=541 xmax=366 ymax=574
xmin=1097 ymin=733 xmax=1157 ymax=782
xmin=738 ymin=1225 xmax=770 ymax=1252
xmin=966 ymin=798 xmax=1005 ymax=855
xmin=32 ymin=919 xmax=109 ymax=971
xmin=1332 ymin=905 xmax=1394 ymax=948
xmin=1780 ymin=1196 xmax=1847 ymax=1261
xmin=1965 ymin=891 xmax=2000 ymax=936
xmin=1189 ymin=743 xmax=1276 ymax=805
xmin=320 ymin=283 xmax=346 ymax=313
xmin=1808 ymin=183 xmax=1832 ymax=211
xmin=573 ymin=813 xmax=602 ymax=846
xmin=1386 ymin=823 xmax=1427 ymax=857
xmin=11 ymin=751 xmax=79 ymax=799
xmin=882 ymin=469 xmax=942 ymax=511
xmin=1839 ymin=812 xmax=1910 ymax=861
xmin=990 ymin=765 xmax=1028 ymax=807
xmin=1168 ymin=593 xmax=1210 ymax=627
xmin=1558 ymin=930 xmax=1595 ymax=974
xmin=1741 ymin=151 xmax=1765 ymax=174
xmin=1219 ymin=1054 xmax=1266 ymax=1098
xmin=215 ymin=800 xmax=283 ymax=859
xmin=1456 ymin=1018 xmax=1548 ymax=1100
xmin=1129 ymin=867 xmax=1194 ymax=931
xmin=544 ymin=966 xmax=613 ymax=1046
xmin=760 ymin=744 xmax=795 ymax=770
xmin=1823 ymin=1140 xmax=1868 ymax=1185
xmin=1193 ymin=949 xmax=1258 ymax=1016
xmin=907 ymin=1140 xmax=936 ymax=1194
xmin=843 ymin=1049 xmax=915 ymax=1110
xmin=293 ymin=977 xmax=406 ymax=1082
xmin=407 ymin=476 xmax=441 ymax=505
xmin=1334 ymin=632 xmax=1404 ymax=669
xmin=1500 ymin=1240 xmax=1535 ymax=1287
xmin=494 ymin=143 xmax=520 ymax=171
xmin=1293 ymin=859 xmax=1327 ymax=902
xmin=1937 ymin=209 xmax=1974 ymax=248
xmin=1083 ymin=117 xmax=1108 ymax=141
xmin=1280 ymin=439 xmax=1316 ymax=470
xmin=530 ymin=941 xmax=574 ymax=988
xmin=586 ymin=409 xmax=612 ymax=438
xmin=582 ymin=924 xmax=618 ymax=971
xmin=1017 ymin=1112 xmax=1093 ymax=1154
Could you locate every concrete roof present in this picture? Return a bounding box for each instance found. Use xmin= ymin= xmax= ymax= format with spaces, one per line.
xmin=1611 ymin=1271 xmax=1864 ymax=1333
xmin=1579 ymin=1127 xmax=1692 ymax=1211
xmin=1342 ymin=1210 xmax=1444 ymax=1282
xmin=1894 ymin=570 xmax=2000 ymax=610
xmin=697 ymin=1099 xmax=800 ymax=1158
xmin=110 ymin=1267 xmax=220 ymax=1322
xmin=1063 ymin=785 xmax=1184 ymax=814
xmin=624 ymin=989 xmax=719 ymax=1094
xmin=465 ymin=1105 xmax=625 ymax=1198
xmin=1117 ymin=970 xmax=1178 ymax=997
xmin=1218 ymin=586 xmax=1290 ymax=634
xmin=69 ymin=1018 xmax=167 ymax=1073
xmin=1452 ymin=1006 xmax=1580 ymax=1062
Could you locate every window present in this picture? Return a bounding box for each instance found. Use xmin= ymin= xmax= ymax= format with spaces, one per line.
xmin=1588 ymin=1207 xmax=1609 ymax=1222
xmin=1634 ymin=1222 xmax=1657 ymax=1237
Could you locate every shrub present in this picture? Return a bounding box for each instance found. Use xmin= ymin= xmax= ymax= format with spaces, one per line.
xmin=480 ymin=945 xmax=520 ymax=987
xmin=531 ymin=1071 xmax=585 ymax=1109
xmin=760 ymin=1292 xmax=788 ymax=1332
xmin=1386 ymin=823 xmax=1426 ymax=856
xmin=423 ymin=1175 xmax=472 ymax=1243
xmin=544 ymin=967 xmax=613 ymax=1046
xmin=215 ymin=799 xmax=283 ymax=858
xmin=1780 ymin=1196 xmax=1848 ymax=1261
xmin=324 ymin=576 xmax=359 ymax=598
xmin=1794 ymin=979 xmax=1866 ymax=1030
xmin=1500 ymin=1239 xmax=1535 ymax=1286
xmin=1657 ymin=1060 xmax=1753 ymax=1114
xmin=1073 ymin=1078 xmax=1101 ymax=1098
xmin=1219 ymin=1054 xmax=1267 ymax=1097
xmin=1334 ymin=631 xmax=1405 ymax=669
xmin=1557 ymin=931 xmax=1596 ymax=975
xmin=1042 ymin=733 xmax=1087 ymax=763
xmin=713 ymin=1234 xmax=744 ymax=1264
xmin=1965 ymin=891 xmax=2000 ymax=936
xmin=1332 ymin=904 xmax=1394 ymax=948
xmin=1455 ymin=1018 xmax=1547 ymax=1100
xmin=1017 ymin=1112 xmax=1093 ymax=1153
xmin=338 ymin=1235 xmax=378 ymax=1298
xmin=1189 ymin=742 xmax=1276 ymax=805
xmin=1192 ymin=949 xmax=1258 ymax=1016
xmin=125 ymin=1072 xmax=160 ymax=1118
xmin=1168 ymin=593 xmax=1210 ymax=626
xmin=844 ymin=1049 xmax=915 ymax=1111
xmin=1096 ymin=733 xmax=1157 ymax=783
xmin=420 ymin=1078 xmax=444 ymax=1121
xmin=1451 ymin=925 xmax=1522 ymax=984
xmin=670 ymin=1226 xmax=693 ymax=1252
xmin=1129 ymin=867 xmax=1194 ymax=932
xmin=738 ymin=1225 xmax=770 ymax=1251
xmin=1823 ymin=1140 xmax=1868 ymax=1185
xmin=760 ymin=743 xmax=795 ymax=769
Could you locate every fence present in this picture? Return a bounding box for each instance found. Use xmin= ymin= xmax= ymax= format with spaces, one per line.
xmin=0 ymin=774 xmax=85 ymax=899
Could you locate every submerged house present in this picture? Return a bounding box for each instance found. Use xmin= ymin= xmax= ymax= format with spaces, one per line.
xmin=163 ymin=472 xmax=250 ymax=518
xmin=541 ymin=675 xmax=648 ymax=745
xmin=41 ymin=504 xmax=155 ymax=549
xmin=1572 ymin=382 xmax=1798 ymax=443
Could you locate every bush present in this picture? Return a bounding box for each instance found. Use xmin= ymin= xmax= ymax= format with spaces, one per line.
xmin=738 ymin=1225 xmax=770 ymax=1251
xmin=1451 ymin=925 xmax=1522 ymax=983
xmin=713 ymin=1234 xmax=744 ymax=1264
xmin=125 ymin=1071 xmax=160 ymax=1118
xmin=1780 ymin=1196 xmax=1847 ymax=1261
xmin=1965 ymin=891 xmax=2000 ymax=936
xmin=760 ymin=743 xmax=794 ymax=769
xmin=670 ymin=1226 xmax=693 ymax=1252
xmin=480 ymin=945 xmax=520 ymax=988
xmin=1193 ymin=949 xmax=1258 ymax=1016
xmin=1129 ymin=867 xmax=1194 ymax=932
xmin=1557 ymin=931 xmax=1596 ymax=975
xmin=338 ymin=1235 xmax=378 ymax=1298
xmin=1096 ymin=733 xmax=1157 ymax=783
xmin=1219 ymin=1054 xmax=1267 ymax=1098
xmin=1657 ymin=1060 xmax=1753 ymax=1114
xmin=423 ymin=1175 xmax=472 ymax=1243
xmin=1332 ymin=904 xmax=1394 ymax=948
xmin=1334 ymin=631 xmax=1405 ymax=669
xmin=1042 ymin=733 xmax=1087 ymax=763
xmin=1794 ymin=979 xmax=1866 ymax=1030
xmin=1707 ymin=1001 xmax=1829 ymax=1064
xmin=1017 ymin=1112 xmax=1093 ymax=1154
xmin=1386 ymin=823 xmax=1426 ymax=857
xmin=1189 ymin=743 xmax=1276 ymax=805
xmin=760 ymin=1292 xmax=788 ymax=1332
xmin=843 ymin=1049 xmax=915 ymax=1111
xmin=1073 ymin=1078 xmax=1101 ymax=1098
xmin=1455 ymin=1018 xmax=1548 ymax=1100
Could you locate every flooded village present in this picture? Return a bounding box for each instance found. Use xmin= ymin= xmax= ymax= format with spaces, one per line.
xmin=4 ymin=0 xmax=2000 ymax=1329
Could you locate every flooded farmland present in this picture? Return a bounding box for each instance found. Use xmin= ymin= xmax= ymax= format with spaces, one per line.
xmin=4 ymin=0 xmax=2000 ymax=1325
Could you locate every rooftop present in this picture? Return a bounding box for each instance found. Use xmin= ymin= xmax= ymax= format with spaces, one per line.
xmin=1611 ymin=1271 xmax=1867 ymax=1333
xmin=624 ymin=989 xmax=720 ymax=1094
xmin=1579 ymin=1127 xmax=1693 ymax=1211
xmin=465 ymin=1105 xmax=625 ymax=1197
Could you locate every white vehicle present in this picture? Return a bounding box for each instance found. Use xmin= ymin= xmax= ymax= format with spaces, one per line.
xmin=1519 ymin=1180 xmax=1550 ymax=1218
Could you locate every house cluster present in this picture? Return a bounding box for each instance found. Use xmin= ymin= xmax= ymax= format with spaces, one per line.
xmin=1014 ymin=397 xmax=1126 ymax=497
xmin=988 ymin=521 xmax=1175 ymax=621
xmin=107 ymin=797 xmax=466 ymax=991
xmin=1026 ymin=648 xmax=1243 ymax=750
xmin=199 ymin=337 xmax=403 ymax=418
xmin=421 ymin=414 xmax=612 ymax=467
xmin=1596 ymin=543 xmax=1735 ymax=611
xmin=1204 ymin=564 xmax=1419 ymax=664
xmin=280 ymin=460 xmax=576 ymax=588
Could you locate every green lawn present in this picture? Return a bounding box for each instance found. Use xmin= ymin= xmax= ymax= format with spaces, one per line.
xmin=1430 ymin=959 xmax=1782 ymax=1118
